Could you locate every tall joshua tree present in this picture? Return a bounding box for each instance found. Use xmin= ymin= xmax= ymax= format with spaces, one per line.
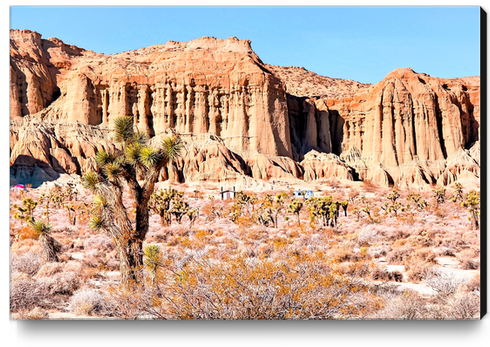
xmin=83 ymin=116 xmax=182 ymax=289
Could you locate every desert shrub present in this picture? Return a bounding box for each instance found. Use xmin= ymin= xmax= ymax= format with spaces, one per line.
xmin=448 ymin=291 xmax=480 ymax=319
xmin=68 ymin=289 xmax=113 ymax=316
xmin=82 ymin=249 xmax=106 ymax=268
xmin=437 ymin=246 xmax=457 ymax=257
xmin=10 ymin=238 xmax=43 ymax=255
xmin=386 ymin=245 xmax=414 ymax=265
xmin=371 ymin=266 xmax=403 ymax=282
xmin=357 ymin=227 xmax=378 ymax=246
xmin=411 ymin=247 xmax=437 ymax=264
xmin=406 ymin=262 xmax=433 ymax=283
xmin=424 ymin=267 xmax=467 ymax=297
xmin=11 ymin=307 xmax=49 ymax=320
xmin=464 ymin=274 xmax=480 ymax=293
xmin=83 ymin=235 xmax=114 ymax=252
xmin=406 ymin=235 xmax=431 ymax=248
xmin=108 ymin=250 xmax=377 ymax=320
xmin=34 ymin=261 xmax=82 ymax=294
xmin=38 ymin=271 xmax=81 ymax=295
xmin=367 ymin=246 xmax=388 ymax=258
xmin=458 ymin=249 xmax=480 ymax=270
xmin=385 ymin=228 xmax=411 ymax=242
xmin=10 ymin=275 xmax=50 ymax=312
xmin=35 ymin=262 xmax=64 ymax=277
xmin=370 ymin=290 xmax=427 ymax=319
xmin=10 ymin=252 xmax=42 ymax=276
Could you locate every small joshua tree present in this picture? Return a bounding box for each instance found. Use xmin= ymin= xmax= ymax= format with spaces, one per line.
xmin=432 ymin=187 xmax=447 ymax=209
xmin=407 ymin=193 xmax=428 ymax=210
xmin=187 ymin=208 xmax=199 ymax=227
xmin=287 ymin=198 xmax=303 ymax=226
xmin=386 ymin=190 xmax=400 ymax=204
xmin=171 ymin=196 xmax=189 ymax=224
xmin=340 ymin=200 xmax=349 ymax=217
xmin=30 ymin=219 xmax=59 ymax=262
xmin=381 ymin=201 xmax=409 ymax=217
xmin=271 ymin=192 xmax=288 ymax=228
xmin=149 ymin=188 xmax=181 ymax=226
xmin=449 ymin=183 xmax=464 ymax=203
xmin=143 ymin=244 xmax=162 ymax=289
xmin=13 ymin=197 xmax=38 ymax=225
xmin=462 ymin=190 xmax=480 ymax=230
xmin=382 ymin=190 xmax=409 ymax=217
xmin=65 ymin=204 xmax=76 ymax=225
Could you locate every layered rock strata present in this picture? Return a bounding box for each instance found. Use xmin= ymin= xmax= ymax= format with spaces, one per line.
xmin=10 ymin=30 xmax=480 ymax=188
xmin=10 ymin=29 xmax=292 ymax=158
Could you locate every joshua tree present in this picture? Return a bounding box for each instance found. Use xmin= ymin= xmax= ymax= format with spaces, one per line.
xmin=432 ymin=187 xmax=446 ymax=209
xmin=381 ymin=200 xmax=409 ymax=217
xmin=171 ymin=196 xmax=189 ymax=224
xmin=340 ymin=200 xmax=349 ymax=217
xmin=50 ymin=193 xmax=64 ymax=209
xmin=306 ymin=196 xmax=340 ymax=227
xmin=13 ymin=197 xmax=38 ymax=225
xmin=271 ymin=192 xmax=288 ymax=228
xmin=385 ymin=190 xmax=400 ymax=204
xmin=449 ymin=183 xmax=464 ymax=203
xmin=38 ymin=193 xmax=51 ymax=223
xmin=143 ymin=244 xmax=162 ymax=289
xmin=30 ymin=219 xmax=59 ymax=262
xmin=462 ymin=190 xmax=480 ymax=230
xmin=187 ymin=208 xmax=199 ymax=227
xmin=149 ymin=188 xmax=181 ymax=226
xmin=65 ymin=203 xmax=76 ymax=225
xmin=287 ymin=198 xmax=303 ymax=226
xmin=407 ymin=193 xmax=428 ymax=210
xmin=83 ymin=116 xmax=182 ymax=289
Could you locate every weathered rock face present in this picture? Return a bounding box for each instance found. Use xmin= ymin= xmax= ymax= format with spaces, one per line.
xmin=326 ymin=68 xmax=480 ymax=164
xmin=10 ymin=120 xmax=117 ymax=187
xmin=10 ymin=29 xmax=292 ymax=158
xmin=10 ymin=30 xmax=480 ymax=188
xmin=300 ymin=151 xmax=354 ymax=182
xmin=286 ymin=68 xmax=480 ymax=187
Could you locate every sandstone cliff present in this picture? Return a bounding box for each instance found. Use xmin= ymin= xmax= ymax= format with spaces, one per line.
xmin=10 ymin=30 xmax=480 ymax=189
xmin=10 ymin=29 xmax=291 ymax=158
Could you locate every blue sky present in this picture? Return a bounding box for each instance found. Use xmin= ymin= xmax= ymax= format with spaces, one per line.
xmin=10 ymin=6 xmax=481 ymax=84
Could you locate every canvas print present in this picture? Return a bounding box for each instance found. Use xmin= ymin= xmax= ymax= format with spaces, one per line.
xmin=9 ymin=6 xmax=482 ymax=320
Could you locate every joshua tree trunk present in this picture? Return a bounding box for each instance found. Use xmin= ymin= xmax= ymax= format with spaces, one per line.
xmin=471 ymin=210 xmax=479 ymax=230
xmin=40 ymin=235 xmax=59 ymax=262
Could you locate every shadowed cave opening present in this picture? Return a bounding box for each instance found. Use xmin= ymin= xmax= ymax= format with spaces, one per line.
xmin=51 ymin=87 xmax=61 ymax=104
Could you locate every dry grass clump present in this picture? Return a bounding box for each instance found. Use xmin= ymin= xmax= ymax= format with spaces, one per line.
xmin=10 ymin=252 xmax=42 ymax=276
xmin=357 ymin=227 xmax=378 ymax=246
xmin=83 ymin=235 xmax=114 ymax=252
xmin=10 ymin=275 xmax=50 ymax=312
xmin=458 ymin=249 xmax=480 ymax=270
xmin=37 ymin=271 xmax=81 ymax=295
xmin=68 ymin=289 xmax=114 ymax=317
xmin=10 ymin=238 xmax=42 ymax=255
xmin=386 ymin=245 xmax=414 ymax=265
xmin=11 ymin=307 xmax=50 ymax=320
xmin=424 ymin=267 xmax=468 ymax=297
xmin=369 ymin=290 xmax=426 ymax=320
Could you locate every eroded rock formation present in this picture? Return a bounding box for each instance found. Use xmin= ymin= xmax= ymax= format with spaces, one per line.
xmin=10 ymin=29 xmax=480 ymax=188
